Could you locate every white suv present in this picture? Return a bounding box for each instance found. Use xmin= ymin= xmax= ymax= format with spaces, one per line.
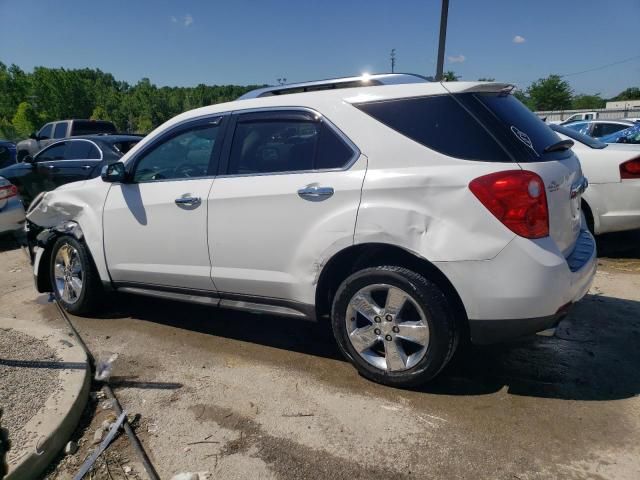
xmin=25 ymin=80 xmax=597 ymax=387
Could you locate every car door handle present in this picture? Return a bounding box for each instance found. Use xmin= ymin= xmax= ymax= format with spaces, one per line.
xmin=175 ymin=196 xmax=202 ymax=207
xmin=298 ymin=185 xmax=334 ymax=201
xmin=82 ymin=165 xmax=92 ymax=170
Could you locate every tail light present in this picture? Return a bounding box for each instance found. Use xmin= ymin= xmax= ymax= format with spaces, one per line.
xmin=469 ymin=170 xmax=549 ymax=239
xmin=0 ymin=183 xmax=18 ymax=201
xmin=620 ymin=157 xmax=640 ymax=179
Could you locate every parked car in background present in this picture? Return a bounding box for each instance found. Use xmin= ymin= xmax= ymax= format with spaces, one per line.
xmin=564 ymin=119 xmax=635 ymax=139
xmin=16 ymin=119 xmax=117 ymax=161
xmin=0 ymin=176 xmax=25 ymax=235
xmin=25 ymin=79 xmax=596 ymax=387
xmin=548 ymin=111 xmax=599 ymax=125
xmin=0 ymin=134 xmax=142 ymax=206
xmin=599 ymin=123 xmax=640 ymax=145
xmin=551 ymin=124 xmax=640 ymax=234
xmin=0 ymin=140 xmax=17 ymax=169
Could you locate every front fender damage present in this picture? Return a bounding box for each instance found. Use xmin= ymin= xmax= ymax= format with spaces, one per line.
xmin=25 ymin=183 xmax=112 ymax=290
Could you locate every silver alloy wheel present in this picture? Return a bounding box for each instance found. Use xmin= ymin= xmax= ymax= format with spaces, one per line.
xmin=53 ymin=243 xmax=83 ymax=304
xmin=345 ymin=284 xmax=430 ymax=372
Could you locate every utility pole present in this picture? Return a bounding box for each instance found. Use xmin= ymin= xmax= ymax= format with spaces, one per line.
xmin=390 ymin=49 xmax=396 ymax=73
xmin=435 ymin=0 xmax=449 ymax=81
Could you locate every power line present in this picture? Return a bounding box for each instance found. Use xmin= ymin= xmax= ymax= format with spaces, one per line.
xmin=558 ymin=54 xmax=640 ymax=78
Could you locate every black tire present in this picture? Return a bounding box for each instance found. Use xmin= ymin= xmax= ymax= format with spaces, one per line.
xmin=49 ymin=236 xmax=103 ymax=315
xmin=582 ymin=201 xmax=595 ymax=235
xmin=331 ymin=266 xmax=458 ymax=388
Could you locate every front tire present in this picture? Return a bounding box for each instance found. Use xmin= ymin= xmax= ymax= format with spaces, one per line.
xmin=331 ymin=266 xmax=458 ymax=388
xmin=49 ymin=236 xmax=102 ymax=315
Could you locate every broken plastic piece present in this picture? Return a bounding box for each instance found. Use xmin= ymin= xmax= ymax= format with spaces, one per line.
xmin=95 ymin=353 xmax=119 ymax=381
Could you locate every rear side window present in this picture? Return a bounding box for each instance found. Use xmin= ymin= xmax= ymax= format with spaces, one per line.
xmin=71 ymin=121 xmax=116 ymax=136
xmin=227 ymin=117 xmax=354 ymax=175
xmin=355 ymin=95 xmax=511 ymax=162
xmin=53 ymin=122 xmax=68 ymax=139
xmin=66 ymin=141 xmax=101 ymax=159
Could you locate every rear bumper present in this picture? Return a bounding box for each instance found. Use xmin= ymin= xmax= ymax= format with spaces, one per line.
xmin=469 ymin=303 xmax=572 ymax=345
xmin=435 ymin=229 xmax=597 ymax=344
xmin=0 ymin=196 xmax=26 ymax=234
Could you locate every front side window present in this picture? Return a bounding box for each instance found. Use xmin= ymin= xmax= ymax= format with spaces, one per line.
xmin=53 ymin=122 xmax=68 ymax=139
xmin=565 ymin=122 xmax=590 ymax=136
xmin=133 ymin=121 xmax=220 ymax=183
xmin=227 ymin=116 xmax=354 ymax=175
xmin=38 ymin=123 xmax=53 ymax=139
xmin=37 ymin=142 xmax=67 ymax=161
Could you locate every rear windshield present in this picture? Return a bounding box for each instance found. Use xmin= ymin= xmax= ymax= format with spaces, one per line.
xmin=355 ymin=92 xmax=570 ymax=163
xmin=550 ymin=124 xmax=606 ymax=149
xmin=71 ymin=121 xmax=116 ymax=136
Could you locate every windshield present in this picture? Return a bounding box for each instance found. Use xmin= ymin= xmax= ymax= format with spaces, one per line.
xmin=599 ymin=124 xmax=640 ymax=144
xmin=550 ymin=124 xmax=606 ymax=149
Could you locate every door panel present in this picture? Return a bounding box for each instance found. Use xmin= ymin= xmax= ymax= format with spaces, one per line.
xmin=103 ymin=115 xmax=225 ymax=290
xmin=103 ymin=179 xmax=215 ymax=289
xmin=208 ymin=160 xmax=366 ymax=303
xmin=208 ymin=110 xmax=365 ymax=304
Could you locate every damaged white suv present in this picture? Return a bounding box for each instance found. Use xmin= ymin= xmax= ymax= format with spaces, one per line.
xmin=26 ymin=79 xmax=596 ymax=387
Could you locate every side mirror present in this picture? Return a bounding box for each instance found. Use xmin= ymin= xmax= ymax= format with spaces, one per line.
xmin=101 ymin=162 xmax=127 ymax=183
xmin=23 ymin=155 xmax=35 ymax=164
xmin=29 ymin=132 xmax=38 ymax=140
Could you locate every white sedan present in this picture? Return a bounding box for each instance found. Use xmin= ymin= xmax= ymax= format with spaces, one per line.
xmin=551 ymin=124 xmax=640 ymax=234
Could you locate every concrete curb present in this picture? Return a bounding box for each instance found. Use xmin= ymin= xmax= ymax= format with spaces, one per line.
xmin=1 ymin=316 xmax=90 ymax=480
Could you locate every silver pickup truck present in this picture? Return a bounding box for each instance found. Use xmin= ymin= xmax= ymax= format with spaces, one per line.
xmin=16 ymin=119 xmax=116 ymax=160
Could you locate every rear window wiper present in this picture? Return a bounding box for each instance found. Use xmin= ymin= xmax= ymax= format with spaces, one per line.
xmin=544 ymin=139 xmax=574 ymax=153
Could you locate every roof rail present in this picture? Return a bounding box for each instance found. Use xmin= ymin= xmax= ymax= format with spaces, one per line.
xmin=238 ymin=73 xmax=432 ymax=100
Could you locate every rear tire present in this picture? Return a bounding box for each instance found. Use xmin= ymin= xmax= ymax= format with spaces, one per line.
xmin=331 ymin=266 xmax=458 ymax=388
xmin=49 ymin=236 xmax=103 ymax=315
xmin=582 ymin=200 xmax=595 ymax=235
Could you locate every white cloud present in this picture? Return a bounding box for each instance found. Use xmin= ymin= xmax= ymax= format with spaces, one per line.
xmin=513 ymin=35 xmax=526 ymax=44
xmin=170 ymin=14 xmax=193 ymax=27
xmin=447 ymin=54 xmax=466 ymax=64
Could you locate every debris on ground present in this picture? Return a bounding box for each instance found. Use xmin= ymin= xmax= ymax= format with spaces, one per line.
xmin=65 ymin=441 xmax=79 ymax=455
xmin=95 ymin=353 xmax=119 ymax=381
xmin=170 ymin=472 xmax=210 ymax=480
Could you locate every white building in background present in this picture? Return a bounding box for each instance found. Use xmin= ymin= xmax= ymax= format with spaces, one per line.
xmin=606 ymin=99 xmax=640 ymax=110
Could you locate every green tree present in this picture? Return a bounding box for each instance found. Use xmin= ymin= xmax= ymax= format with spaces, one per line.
xmin=572 ymin=94 xmax=605 ymax=110
xmin=90 ymin=105 xmax=109 ymax=121
xmin=11 ymin=102 xmax=38 ymax=137
xmin=513 ymin=89 xmax=534 ymax=110
xmin=526 ymin=75 xmax=573 ymax=111
xmin=0 ymin=117 xmax=18 ymax=141
xmin=611 ymin=87 xmax=640 ymax=101
xmin=442 ymin=71 xmax=460 ymax=81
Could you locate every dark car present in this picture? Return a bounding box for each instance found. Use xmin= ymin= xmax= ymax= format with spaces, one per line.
xmin=0 ymin=134 xmax=142 ymax=206
xmin=16 ymin=119 xmax=117 ymax=161
xmin=0 ymin=140 xmax=17 ymax=169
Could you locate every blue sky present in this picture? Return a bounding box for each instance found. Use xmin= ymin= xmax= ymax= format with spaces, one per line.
xmin=1 ymin=0 xmax=638 ymax=97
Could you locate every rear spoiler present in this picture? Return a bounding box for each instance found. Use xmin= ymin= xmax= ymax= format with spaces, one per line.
xmin=442 ymin=82 xmax=515 ymax=95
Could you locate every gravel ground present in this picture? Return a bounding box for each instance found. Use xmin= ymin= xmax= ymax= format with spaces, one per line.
xmin=0 ymin=328 xmax=60 ymax=463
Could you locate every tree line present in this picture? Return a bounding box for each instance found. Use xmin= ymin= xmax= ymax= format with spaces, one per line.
xmin=1 ymin=62 xmax=638 ymax=142
xmin=0 ymin=62 xmax=263 ymax=141
xmin=443 ymin=70 xmax=639 ymax=112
